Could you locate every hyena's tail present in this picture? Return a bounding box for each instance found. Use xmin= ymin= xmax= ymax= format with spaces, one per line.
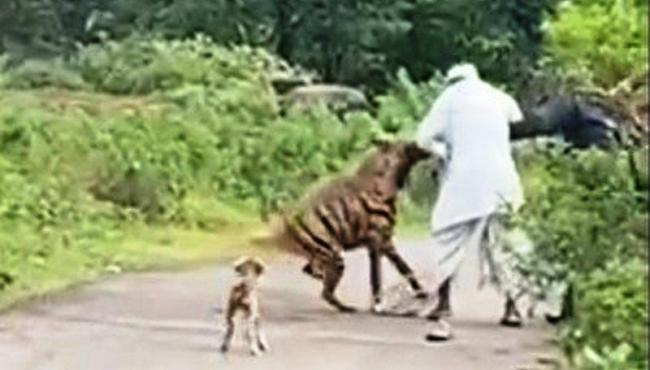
xmin=249 ymin=213 xmax=303 ymax=256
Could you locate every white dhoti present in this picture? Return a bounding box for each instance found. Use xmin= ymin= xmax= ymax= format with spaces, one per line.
xmin=431 ymin=214 xmax=520 ymax=299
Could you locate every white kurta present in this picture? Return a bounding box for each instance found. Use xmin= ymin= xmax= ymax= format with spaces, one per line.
xmin=416 ymin=77 xmax=524 ymax=232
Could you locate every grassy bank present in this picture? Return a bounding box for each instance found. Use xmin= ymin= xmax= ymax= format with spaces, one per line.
xmin=0 ymin=37 xmax=436 ymax=311
xmin=0 ymin=221 xmax=275 ymax=311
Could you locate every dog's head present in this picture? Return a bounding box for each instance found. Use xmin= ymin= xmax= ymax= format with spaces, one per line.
xmin=233 ymin=256 xmax=267 ymax=278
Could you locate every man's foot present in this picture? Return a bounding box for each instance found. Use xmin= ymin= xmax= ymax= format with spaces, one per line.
xmin=544 ymin=313 xmax=564 ymax=325
xmin=499 ymin=315 xmax=523 ymax=328
xmin=425 ymin=319 xmax=453 ymax=341
xmin=425 ymin=278 xmax=453 ymax=319
xmin=500 ymin=297 xmax=523 ymax=328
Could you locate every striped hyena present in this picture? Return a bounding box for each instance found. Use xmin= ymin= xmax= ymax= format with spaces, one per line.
xmin=275 ymin=140 xmax=431 ymax=313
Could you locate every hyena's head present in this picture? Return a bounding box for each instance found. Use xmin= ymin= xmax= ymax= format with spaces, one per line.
xmin=359 ymin=139 xmax=430 ymax=190
xmin=234 ymin=256 xmax=267 ymax=278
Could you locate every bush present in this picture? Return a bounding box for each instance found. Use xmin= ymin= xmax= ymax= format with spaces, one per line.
xmin=374 ymin=68 xmax=444 ymax=134
xmin=567 ymin=259 xmax=648 ymax=370
xmin=0 ymin=37 xmax=396 ymax=288
xmin=73 ymin=35 xmax=282 ymax=97
xmin=544 ymin=0 xmax=648 ymax=90
xmin=0 ymin=59 xmax=86 ymax=90
xmin=514 ymin=146 xmax=648 ymax=370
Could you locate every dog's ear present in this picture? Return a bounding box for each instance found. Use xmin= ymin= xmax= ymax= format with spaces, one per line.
xmin=252 ymin=258 xmax=267 ymax=276
xmin=233 ymin=256 xmax=249 ymax=274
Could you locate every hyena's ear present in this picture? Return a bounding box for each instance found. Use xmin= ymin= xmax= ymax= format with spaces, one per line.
xmin=371 ymin=138 xmax=392 ymax=151
xmin=404 ymin=142 xmax=430 ymax=161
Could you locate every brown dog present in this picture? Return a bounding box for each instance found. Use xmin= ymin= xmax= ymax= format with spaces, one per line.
xmin=219 ymin=256 xmax=269 ymax=356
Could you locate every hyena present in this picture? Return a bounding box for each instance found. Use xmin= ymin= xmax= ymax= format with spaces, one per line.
xmin=275 ymin=140 xmax=431 ymax=313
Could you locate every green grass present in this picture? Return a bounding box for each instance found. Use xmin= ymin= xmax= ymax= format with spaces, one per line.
xmin=0 ymin=220 xmax=276 ymax=312
xmin=0 ymin=213 xmax=428 ymax=313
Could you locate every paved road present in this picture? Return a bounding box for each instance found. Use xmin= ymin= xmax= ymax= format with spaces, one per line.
xmin=0 ymin=239 xmax=559 ymax=370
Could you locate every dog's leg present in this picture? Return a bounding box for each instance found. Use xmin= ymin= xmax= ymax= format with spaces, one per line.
xmin=254 ymin=317 xmax=270 ymax=352
xmin=384 ymin=247 xmax=427 ymax=299
xmin=245 ymin=315 xmax=262 ymax=356
xmin=321 ymin=253 xmax=356 ymax=313
xmin=220 ymin=316 xmax=235 ymax=353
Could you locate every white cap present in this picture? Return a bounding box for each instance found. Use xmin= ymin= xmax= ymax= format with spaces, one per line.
xmin=445 ymin=63 xmax=480 ymax=84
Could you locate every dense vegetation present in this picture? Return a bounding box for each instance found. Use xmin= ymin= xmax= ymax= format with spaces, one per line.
xmin=0 ymin=36 xmax=431 ymax=309
xmin=0 ymin=0 xmax=647 ymax=369
xmin=1 ymin=0 xmax=558 ymax=91
xmin=516 ymin=147 xmax=648 ymax=369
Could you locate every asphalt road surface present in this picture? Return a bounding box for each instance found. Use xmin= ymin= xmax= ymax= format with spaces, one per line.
xmin=0 ymin=238 xmax=559 ymax=370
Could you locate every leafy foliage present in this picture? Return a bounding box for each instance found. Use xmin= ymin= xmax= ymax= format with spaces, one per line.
xmin=515 ymin=146 xmax=648 ymax=370
xmin=0 ymin=0 xmax=559 ymax=90
xmin=0 ymin=38 xmax=389 ymax=293
xmin=569 ymin=259 xmax=648 ymax=370
xmin=544 ymin=0 xmax=648 ymax=90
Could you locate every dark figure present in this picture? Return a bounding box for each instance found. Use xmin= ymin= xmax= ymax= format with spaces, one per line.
xmin=511 ymin=95 xmax=618 ymax=149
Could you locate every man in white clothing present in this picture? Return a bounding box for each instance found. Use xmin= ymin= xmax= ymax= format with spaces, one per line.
xmin=415 ymin=63 xmax=526 ymax=341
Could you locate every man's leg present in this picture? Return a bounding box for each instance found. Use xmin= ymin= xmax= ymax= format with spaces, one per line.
xmin=424 ymin=218 xmax=486 ymax=320
xmin=426 ymin=277 xmax=452 ymax=319
xmin=481 ymin=215 xmax=524 ymax=327
xmin=425 ymin=218 xmax=487 ymax=341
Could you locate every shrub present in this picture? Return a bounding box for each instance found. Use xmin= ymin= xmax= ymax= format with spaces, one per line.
xmin=0 ymin=59 xmax=86 ymax=90
xmin=568 ymin=259 xmax=648 ymax=370
xmin=544 ymin=0 xmax=648 ymax=90
xmin=514 ymin=146 xmax=648 ymax=370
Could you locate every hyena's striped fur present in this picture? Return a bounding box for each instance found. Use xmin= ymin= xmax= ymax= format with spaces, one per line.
xmin=277 ymin=140 xmax=430 ymax=312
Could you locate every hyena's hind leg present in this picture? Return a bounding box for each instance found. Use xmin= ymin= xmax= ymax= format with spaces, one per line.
xmin=321 ymin=252 xmax=356 ymax=313
xmin=302 ymin=259 xmax=324 ymax=280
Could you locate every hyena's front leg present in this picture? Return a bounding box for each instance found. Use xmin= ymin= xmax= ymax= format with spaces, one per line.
xmin=368 ymin=249 xmax=383 ymax=312
xmin=384 ymin=246 xmax=427 ymax=299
